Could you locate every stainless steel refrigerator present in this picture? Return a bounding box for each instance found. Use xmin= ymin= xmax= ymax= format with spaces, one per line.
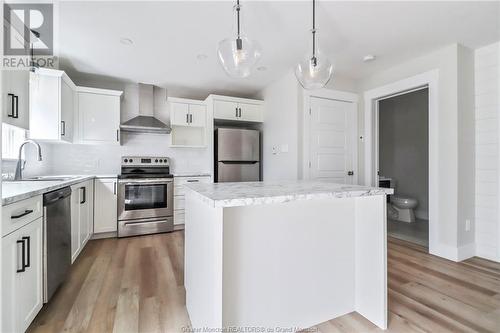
xmin=215 ymin=128 xmax=260 ymax=182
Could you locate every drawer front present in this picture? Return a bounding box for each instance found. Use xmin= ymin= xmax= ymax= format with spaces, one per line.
xmin=2 ymin=196 xmax=43 ymax=237
xmin=174 ymin=176 xmax=211 ymax=186
xmin=174 ymin=197 xmax=185 ymax=211
xmin=174 ymin=210 xmax=185 ymax=225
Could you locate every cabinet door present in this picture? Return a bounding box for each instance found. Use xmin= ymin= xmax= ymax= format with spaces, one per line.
xmin=60 ymin=79 xmax=74 ymax=143
xmin=94 ymin=178 xmax=117 ymax=233
xmin=2 ymin=218 xmax=43 ymax=333
xmin=70 ymin=185 xmax=81 ymax=263
xmin=3 ymin=70 xmax=29 ymax=129
xmin=213 ymin=100 xmax=238 ymax=120
xmin=29 ymin=73 xmax=60 ymax=140
xmin=16 ymin=218 xmax=43 ymax=332
xmin=189 ymin=104 xmax=206 ymax=127
xmin=170 ymin=102 xmax=190 ymax=126
xmin=78 ymin=92 xmax=120 ymax=144
xmin=238 ymin=102 xmax=263 ymax=122
xmin=79 ymin=181 xmax=92 ymax=245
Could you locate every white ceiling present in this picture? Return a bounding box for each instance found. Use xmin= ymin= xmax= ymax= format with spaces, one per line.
xmin=58 ymin=1 xmax=500 ymax=98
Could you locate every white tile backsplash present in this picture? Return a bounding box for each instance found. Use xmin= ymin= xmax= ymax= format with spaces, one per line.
xmin=5 ymin=132 xmax=211 ymax=178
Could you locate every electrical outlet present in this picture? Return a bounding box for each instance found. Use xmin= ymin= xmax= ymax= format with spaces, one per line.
xmin=465 ymin=219 xmax=471 ymax=231
xmin=272 ymin=146 xmax=278 ymax=155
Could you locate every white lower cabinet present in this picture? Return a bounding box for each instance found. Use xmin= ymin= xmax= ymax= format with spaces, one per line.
xmin=173 ymin=175 xmax=211 ymax=226
xmin=2 ymin=217 xmax=43 ymax=333
xmin=70 ymin=180 xmax=94 ymax=262
xmin=94 ymin=178 xmax=118 ymax=233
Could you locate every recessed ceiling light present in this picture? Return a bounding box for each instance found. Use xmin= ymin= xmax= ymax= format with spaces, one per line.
xmin=363 ymin=55 xmax=376 ymax=62
xmin=120 ymin=37 xmax=133 ymax=45
xmin=196 ymin=54 xmax=208 ymax=61
xmin=257 ymin=66 xmax=267 ymax=71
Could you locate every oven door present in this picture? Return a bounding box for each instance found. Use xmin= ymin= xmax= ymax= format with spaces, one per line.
xmin=118 ymin=178 xmax=173 ymax=220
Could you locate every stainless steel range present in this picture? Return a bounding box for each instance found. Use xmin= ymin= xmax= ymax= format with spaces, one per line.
xmin=117 ymin=156 xmax=174 ymax=237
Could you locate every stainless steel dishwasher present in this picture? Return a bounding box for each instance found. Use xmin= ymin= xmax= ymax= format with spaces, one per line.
xmin=43 ymin=187 xmax=72 ymax=303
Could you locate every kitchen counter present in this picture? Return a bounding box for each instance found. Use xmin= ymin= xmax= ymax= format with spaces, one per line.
xmin=184 ymin=180 xmax=390 ymax=331
xmin=185 ymin=180 xmax=393 ymax=208
xmin=173 ymin=172 xmax=211 ymax=178
xmin=2 ymin=175 xmax=117 ymax=206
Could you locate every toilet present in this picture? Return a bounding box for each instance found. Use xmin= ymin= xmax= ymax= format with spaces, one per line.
xmin=390 ymin=195 xmax=418 ymax=223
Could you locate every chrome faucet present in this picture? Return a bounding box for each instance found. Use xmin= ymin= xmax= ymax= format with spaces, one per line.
xmin=14 ymin=140 xmax=43 ymax=180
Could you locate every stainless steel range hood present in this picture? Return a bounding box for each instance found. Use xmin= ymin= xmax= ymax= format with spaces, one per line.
xmin=120 ymin=83 xmax=171 ymax=134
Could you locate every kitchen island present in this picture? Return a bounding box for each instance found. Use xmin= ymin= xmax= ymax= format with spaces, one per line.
xmin=184 ymin=181 xmax=393 ymax=332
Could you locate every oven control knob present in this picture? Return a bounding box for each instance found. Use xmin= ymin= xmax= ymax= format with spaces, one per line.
xmin=155 ymin=159 xmax=158 ymax=163
xmin=124 ymin=159 xmax=128 ymax=163
xmin=159 ymin=159 xmax=163 ymax=163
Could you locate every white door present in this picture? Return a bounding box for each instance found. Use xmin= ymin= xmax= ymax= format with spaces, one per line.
xmin=238 ymin=102 xmax=262 ymax=122
xmin=70 ymin=185 xmax=81 ymax=262
xmin=213 ymin=100 xmax=238 ymax=120
xmin=78 ymin=92 xmax=120 ymax=144
xmin=60 ymin=79 xmax=74 ymax=143
xmin=170 ymin=102 xmax=190 ymax=126
xmin=308 ymin=97 xmax=356 ymax=184
xmin=189 ymin=104 xmax=206 ymax=127
xmin=94 ymin=178 xmax=117 ymax=233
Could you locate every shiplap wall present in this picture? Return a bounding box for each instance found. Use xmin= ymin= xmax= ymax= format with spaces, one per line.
xmin=475 ymin=42 xmax=500 ymax=262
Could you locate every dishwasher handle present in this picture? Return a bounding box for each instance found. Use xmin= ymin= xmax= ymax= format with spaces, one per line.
xmin=43 ymin=187 xmax=72 ymax=206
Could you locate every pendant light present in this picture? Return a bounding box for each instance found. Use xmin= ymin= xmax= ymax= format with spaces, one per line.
xmin=295 ymin=0 xmax=333 ymax=89
xmin=217 ymin=0 xmax=261 ymax=78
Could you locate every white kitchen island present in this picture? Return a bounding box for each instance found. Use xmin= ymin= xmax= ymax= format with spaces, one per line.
xmin=184 ymin=181 xmax=393 ymax=332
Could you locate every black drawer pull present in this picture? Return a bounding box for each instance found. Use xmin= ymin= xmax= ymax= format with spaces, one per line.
xmin=17 ymin=239 xmax=25 ymax=273
xmin=11 ymin=209 xmax=34 ymax=219
xmin=22 ymin=236 xmax=30 ymax=268
xmin=186 ymin=180 xmax=199 ymax=183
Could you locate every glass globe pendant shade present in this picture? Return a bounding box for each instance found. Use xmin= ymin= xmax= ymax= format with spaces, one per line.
xmin=295 ymin=49 xmax=333 ymax=90
xmin=217 ymin=35 xmax=261 ymax=78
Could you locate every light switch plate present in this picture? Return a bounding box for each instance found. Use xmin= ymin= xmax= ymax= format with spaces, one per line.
xmin=280 ymin=144 xmax=289 ymax=153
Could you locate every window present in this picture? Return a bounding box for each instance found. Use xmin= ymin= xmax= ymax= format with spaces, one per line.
xmin=2 ymin=123 xmax=26 ymax=159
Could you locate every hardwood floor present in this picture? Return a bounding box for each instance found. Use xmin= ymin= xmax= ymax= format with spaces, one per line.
xmin=28 ymin=233 xmax=500 ymax=333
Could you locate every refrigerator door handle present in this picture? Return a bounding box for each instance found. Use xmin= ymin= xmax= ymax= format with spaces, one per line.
xmin=219 ymin=160 xmax=259 ymax=164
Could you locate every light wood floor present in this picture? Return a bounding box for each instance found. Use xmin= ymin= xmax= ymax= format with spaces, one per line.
xmin=28 ymin=232 xmax=500 ymax=333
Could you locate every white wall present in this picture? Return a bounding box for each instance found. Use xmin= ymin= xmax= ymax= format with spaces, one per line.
xmin=359 ymin=43 xmax=476 ymax=260
xmin=474 ymin=42 xmax=500 ymax=262
xmin=259 ymin=71 xmax=301 ymax=180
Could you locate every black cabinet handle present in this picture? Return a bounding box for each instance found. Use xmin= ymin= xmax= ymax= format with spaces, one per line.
xmin=189 ymin=114 xmax=193 ymax=123
xmin=11 ymin=209 xmax=33 ymax=219
xmin=22 ymin=236 xmax=30 ymax=268
xmin=17 ymin=239 xmax=25 ymax=273
xmin=61 ymin=121 xmax=66 ymax=136
xmin=113 ymin=182 xmax=117 ymax=195
xmin=235 ymin=107 xmax=238 ymax=117
xmin=14 ymin=95 xmax=19 ymax=118
xmin=116 ymin=129 xmax=120 ymax=142
xmin=186 ymin=113 xmax=189 ymax=123
xmin=80 ymin=186 xmax=86 ymax=204
xmin=187 ymin=179 xmax=199 ymax=183
xmin=7 ymin=93 xmax=15 ymax=118
xmin=238 ymin=107 xmax=242 ymax=118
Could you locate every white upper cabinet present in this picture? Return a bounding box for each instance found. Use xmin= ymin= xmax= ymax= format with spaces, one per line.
xmin=169 ymin=97 xmax=207 ymax=147
xmin=208 ymin=95 xmax=263 ymax=122
xmin=29 ymin=69 xmax=76 ymax=143
xmin=3 ymin=70 xmax=30 ymax=129
xmin=76 ymin=87 xmax=122 ymax=144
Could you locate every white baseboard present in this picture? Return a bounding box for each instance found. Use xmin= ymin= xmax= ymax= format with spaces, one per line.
xmin=430 ymin=242 xmax=475 ymax=262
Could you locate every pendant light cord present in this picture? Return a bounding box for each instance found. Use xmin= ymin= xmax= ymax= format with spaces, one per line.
xmin=236 ymin=0 xmax=241 ymax=39
xmin=312 ymin=0 xmax=316 ymax=57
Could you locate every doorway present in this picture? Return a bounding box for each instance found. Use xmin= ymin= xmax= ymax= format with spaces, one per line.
xmin=377 ymin=88 xmax=429 ymax=247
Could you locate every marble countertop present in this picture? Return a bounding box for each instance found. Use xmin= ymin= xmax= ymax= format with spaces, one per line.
xmin=2 ymin=175 xmax=116 ymax=206
xmin=173 ymin=172 xmax=211 ymax=178
xmin=185 ymin=180 xmax=394 ymax=208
